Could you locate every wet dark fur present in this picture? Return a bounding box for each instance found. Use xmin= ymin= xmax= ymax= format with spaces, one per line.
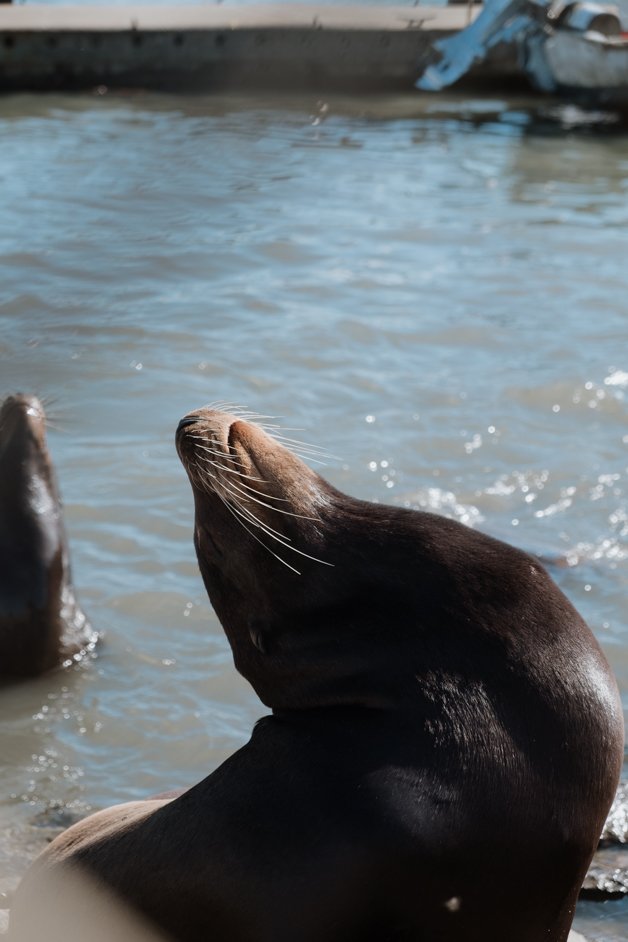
xmin=0 ymin=394 xmax=94 ymax=678
xmin=9 ymin=406 xmax=624 ymax=942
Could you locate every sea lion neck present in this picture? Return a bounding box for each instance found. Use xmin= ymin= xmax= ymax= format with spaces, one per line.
xmin=199 ymin=498 xmax=473 ymax=714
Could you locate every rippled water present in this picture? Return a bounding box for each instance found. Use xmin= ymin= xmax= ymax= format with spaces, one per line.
xmin=0 ymin=90 xmax=627 ymax=938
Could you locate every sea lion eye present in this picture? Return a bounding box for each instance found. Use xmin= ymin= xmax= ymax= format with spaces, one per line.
xmin=248 ymin=621 xmax=268 ymax=655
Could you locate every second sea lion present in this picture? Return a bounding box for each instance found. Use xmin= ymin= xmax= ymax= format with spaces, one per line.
xmin=0 ymin=394 xmax=96 ymax=679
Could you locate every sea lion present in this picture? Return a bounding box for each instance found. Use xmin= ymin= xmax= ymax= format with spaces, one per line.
xmin=0 ymin=394 xmax=95 ymax=679
xmin=9 ymin=404 xmax=624 ymax=942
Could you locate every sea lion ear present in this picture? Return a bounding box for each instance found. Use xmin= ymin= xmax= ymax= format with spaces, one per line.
xmin=248 ymin=619 xmax=270 ymax=655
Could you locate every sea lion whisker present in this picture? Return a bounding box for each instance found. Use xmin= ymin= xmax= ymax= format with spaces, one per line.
xmin=284 ymin=452 xmax=329 ymax=467
xmin=190 ymin=442 xmax=234 ymax=459
xmin=215 ymin=478 xmax=299 ymax=527
xmin=202 ymin=400 xmax=242 ymax=412
xmin=222 ymin=491 xmax=333 ymax=567
xmin=195 ymin=452 xmax=269 ymax=486
xmin=215 ymin=403 xmax=252 ymax=414
xmin=226 ymin=496 xmax=294 ymax=543
xmin=260 ymin=443 xmax=329 ymax=467
xmin=225 ymin=477 xmax=292 ymax=504
xmin=219 ymin=474 xmax=293 ymax=506
xmin=187 ymin=438 xmax=231 ymax=454
xmin=267 ymin=434 xmax=338 ymax=461
xmin=248 ymin=517 xmax=333 ymax=567
xmin=194 ymin=433 xmax=328 ymax=484
xmin=197 ymin=402 xmax=272 ymax=425
xmin=220 ymin=476 xmax=320 ymax=522
xmin=37 ymin=396 xmax=67 ymax=429
xmin=191 ymin=459 xmax=243 ymax=501
xmin=202 ymin=404 xmax=278 ymax=425
xmin=190 ymin=441 xmax=237 ymax=459
xmin=262 ymin=425 xmax=316 ymax=435
xmin=189 ymin=463 xmax=292 ymax=541
xmin=218 ymin=466 xmax=270 ymax=485
xmin=231 ymin=411 xmax=278 ymax=422
xmin=190 ymin=460 xmax=221 ymax=495
xmin=191 ymin=441 xmax=250 ymax=470
xmin=43 ymin=417 xmax=67 ymax=433
xmin=274 ymin=443 xmax=333 ymax=460
xmin=264 ymin=430 xmax=329 ymax=451
xmin=213 ymin=477 xmax=332 ymax=568
xmin=191 ymin=460 xmax=246 ymax=506
xmin=218 ymin=493 xmax=302 ymax=575
xmin=227 ymin=497 xmax=332 ymax=568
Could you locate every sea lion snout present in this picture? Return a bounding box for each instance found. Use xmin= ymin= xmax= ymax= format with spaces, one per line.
xmin=175 ymin=405 xmax=330 ymax=562
xmin=0 ymin=392 xmax=44 ymax=422
xmin=175 ymin=407 xmax=234 ymax=457
xmin=176 ymin=415 xmax=200 ymax=436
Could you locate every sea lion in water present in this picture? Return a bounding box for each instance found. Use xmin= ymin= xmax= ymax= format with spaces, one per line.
xmin=9 ymin=404 xmax=624 ymax=941
xmin=0 ymin=394 xmax=95 ymax=678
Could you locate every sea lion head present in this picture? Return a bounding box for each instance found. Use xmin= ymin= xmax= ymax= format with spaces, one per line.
xmin=0 ymin=394 xmax=61 ymax=580
xmin=175 ymin=405 xmax=330 ymax=577
xmin=175 ymin=404 xmax=480 ymax=711
xmin=0 ymin=394 xmax=53 ymax=492
xmin=177 ymin=404 xmax=417 ymax=707
xmin=0 ymin=394 xmax=93 ymax=677
xmin=175 ymin=405 xmax=335 ymax=665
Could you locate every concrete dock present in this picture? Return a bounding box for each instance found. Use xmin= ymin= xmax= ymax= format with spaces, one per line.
xmin=0 ymin=4 xmax=523 ymax=92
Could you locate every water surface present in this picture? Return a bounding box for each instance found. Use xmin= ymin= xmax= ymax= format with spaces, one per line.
xmin=0 ymin=90 xmax=626 ymax=937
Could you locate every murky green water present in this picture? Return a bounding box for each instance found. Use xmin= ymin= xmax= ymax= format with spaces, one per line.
xmin=0 ymin=90 xmax=626 ymax=937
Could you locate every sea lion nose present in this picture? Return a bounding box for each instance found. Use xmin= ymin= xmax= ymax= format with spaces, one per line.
xmin=177 ymin=415 xmax=199 ymax=437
